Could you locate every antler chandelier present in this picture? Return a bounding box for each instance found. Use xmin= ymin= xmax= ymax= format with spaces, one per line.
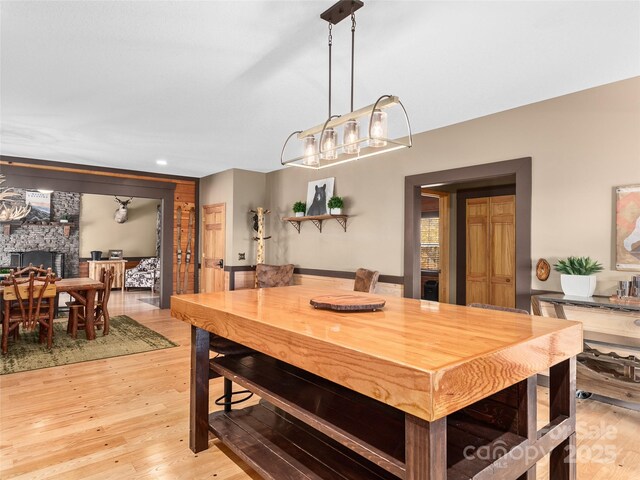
xmin=281 ymin=0 xmax=412 ymax=170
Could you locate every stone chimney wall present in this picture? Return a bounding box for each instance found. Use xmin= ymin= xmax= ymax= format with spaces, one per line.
xmin=0 ymin=190 xmax=80 ymax=278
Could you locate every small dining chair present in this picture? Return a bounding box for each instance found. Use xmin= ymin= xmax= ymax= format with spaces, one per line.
xmin=1 ymin=271 xmax=57 ymax=354
xmin=354 ymin=268 xmax=379 ymax=293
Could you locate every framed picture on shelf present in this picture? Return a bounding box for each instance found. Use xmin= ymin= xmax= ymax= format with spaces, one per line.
xmin=616 ymin=184 xmax=640 ymax=270
xmin=109 ymin=249 xmax=124 ymax=259
xmin=25 ymin=191 xmax=51 ymax=222
xmin=306 ymin=177 xmax=335 ymax=216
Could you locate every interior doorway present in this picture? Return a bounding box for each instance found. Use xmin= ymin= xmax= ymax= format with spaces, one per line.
xmin=403 ymin=158 xmax=532 ymax=311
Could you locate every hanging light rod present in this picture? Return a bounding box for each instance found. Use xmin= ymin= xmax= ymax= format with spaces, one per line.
xmin=280 ymin=0 xmax=412 ymax=170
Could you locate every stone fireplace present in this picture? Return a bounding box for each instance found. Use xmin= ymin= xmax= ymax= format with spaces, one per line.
xmin=0 ymin=190 xmax=80 ymax=277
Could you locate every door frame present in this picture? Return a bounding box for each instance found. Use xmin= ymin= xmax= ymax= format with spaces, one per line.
xmin=420 ymin=189 xmax=450 ymax=303
xmin=404 ymin=158 xmax=532 ymax=311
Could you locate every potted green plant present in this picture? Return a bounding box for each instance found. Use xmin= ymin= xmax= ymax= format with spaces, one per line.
xmin=328 ymin=196 xmax=344 ymax=215
xmin=553 ymin=256 xmax=603 ymax=297
xmin=292 ymin=201 xmax=306 ymax=217
xmin=60 ymin=213 xmax=70 ymax=223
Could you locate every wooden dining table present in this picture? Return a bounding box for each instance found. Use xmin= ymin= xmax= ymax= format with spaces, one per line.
xmin=1 ymin=277 xmax=104 ymax=340
xmin=172 ymin=286 xmax=583 ymax=480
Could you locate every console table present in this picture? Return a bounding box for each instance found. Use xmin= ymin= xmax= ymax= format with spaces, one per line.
xmin=88 ymin=259 xmax=126 ymax=291
xmin=533 ymin=294 xmax=640 ymax=404
xmin=172 ymin=286 xmax=582 ymax=479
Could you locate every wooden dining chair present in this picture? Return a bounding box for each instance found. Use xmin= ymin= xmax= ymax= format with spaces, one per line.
xmin=94 ymin=267 xmax=114 ymax=335
xmin=467 ymin=303 xmax=530 ymax=315
xmin=2 ymin=271 xmax=57 ymax=354
xmin=10 ymin=264 xmax=56 ymax=278
xmin=255 ymin=264 xmax=295 ymax=288
xmin=67 ymin=267 xmax=113 ymax=338
xmin=354 ymin=268 xmax=379 ymax=293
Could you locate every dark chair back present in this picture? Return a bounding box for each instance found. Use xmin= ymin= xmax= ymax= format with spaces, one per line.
xmin=354 ymin=268 xmax=380 ymax=293
xmin=255 ymin=264 xmax=294 ymax=288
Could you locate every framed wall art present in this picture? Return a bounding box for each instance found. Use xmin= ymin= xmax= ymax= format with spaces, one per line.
xmin=25 ymin=190 xmax=51 ymax=222
xmin=616 ymin=184 xmax=640 ymax=270
xmin=306 ymin=177 xmax=335 ymax=216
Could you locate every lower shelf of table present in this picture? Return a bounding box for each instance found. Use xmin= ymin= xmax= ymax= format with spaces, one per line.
xmin=209 ymin=400 xmax=535 ymax=480
xmin=210 ymin=402 xmax=398 ymax=480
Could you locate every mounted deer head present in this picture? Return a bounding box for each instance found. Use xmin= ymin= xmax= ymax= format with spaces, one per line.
xmin=114 ymin=197 xmax=133 ymax=223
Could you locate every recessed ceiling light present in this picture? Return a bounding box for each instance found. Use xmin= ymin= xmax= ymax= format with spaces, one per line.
xmin=37 ymin=189 xmax=53 ymax=194
xmin=156 ymin=159 xmax=167 ymax=166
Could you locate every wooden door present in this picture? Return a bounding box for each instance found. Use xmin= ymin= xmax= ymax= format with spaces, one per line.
xmin=490 ymin=195 xmax=516 ymax=308
xmin=465 ymin=195 xmax=515 ymax=307
xmin=466 ymin=198 xmax=490 ymax=304
xmin=201 ymin=204 xmax=225 ymax=293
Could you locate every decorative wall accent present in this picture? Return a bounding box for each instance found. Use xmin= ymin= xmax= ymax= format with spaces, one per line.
xmin=156 ymin=204 xmax=161 ymax=257
xmin=616 ymin=184 xmax=640 ymax=270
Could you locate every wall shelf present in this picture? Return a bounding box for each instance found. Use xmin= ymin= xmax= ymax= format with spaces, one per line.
xmin=1 ymin=221 xmax=75 ymax=237
xmin=282 ymin=214 xmax=348 ymax=233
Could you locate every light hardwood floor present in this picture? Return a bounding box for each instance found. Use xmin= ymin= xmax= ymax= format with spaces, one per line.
xmin=1 ymin=291 xmax=639 ymax=479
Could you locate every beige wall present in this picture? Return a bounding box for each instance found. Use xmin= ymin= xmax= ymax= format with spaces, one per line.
xmin=265 ymin=77 xmax=640 ymax=296
xmin=199 ymin=169 xmax=267 ymax=265
xmin=233 ymin=169 xmax=267 ymax=266
xmin=79 ymin=194 xmax=158 ymax=258
xmin=200 ymin=169 xmax=234 ymax=261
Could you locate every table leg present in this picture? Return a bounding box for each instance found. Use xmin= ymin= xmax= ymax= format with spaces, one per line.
xmin=405 ymin=414 xmax=447 ymax=480
xmin=190 ymin=325 xmax=210 ymax=453
xmin=85 ymin=288 xmax=97 ymax=340
xmin=517 ymin=376 xmax=538 ymax=480
xmin=550 ymin=357 xmax=577 ymax=480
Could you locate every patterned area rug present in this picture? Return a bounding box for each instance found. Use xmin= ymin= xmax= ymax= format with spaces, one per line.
xmin=1 ymin=315 xmax=177 ymax=375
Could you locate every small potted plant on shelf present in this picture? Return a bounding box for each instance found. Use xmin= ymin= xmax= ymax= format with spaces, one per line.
xmin=328 ymin=196 xmax=344 ymax=215
xmin=553 ymin=256 xmax=603 ymax=297
xmin=60 ymin=214 xmax=70 ymax=223
xmin=292 ymin=201 xmax=306 ymax=217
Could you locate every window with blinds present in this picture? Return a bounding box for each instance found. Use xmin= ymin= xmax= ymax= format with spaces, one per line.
xmin=420 ymin=216 xmax=440 ymax=270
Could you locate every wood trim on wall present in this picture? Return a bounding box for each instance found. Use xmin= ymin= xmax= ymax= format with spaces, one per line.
xmin=224 ymin=265 xmax=405 ymax=291
xmin=1 ymin=156 xmax=199 ymax=308
xmin=404 ymin=158 xmax=532 ymax=312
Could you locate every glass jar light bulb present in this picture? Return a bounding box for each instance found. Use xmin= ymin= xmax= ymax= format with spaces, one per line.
xmin=302 ymin=135 xmax=318 ymax=166
xmin=369 ymin=109 xmax=388 ymax=147
xmin=343 ymin=119 xmax=360 ymax=154
xmin=320 ymin=127 xmax=338 ymax=160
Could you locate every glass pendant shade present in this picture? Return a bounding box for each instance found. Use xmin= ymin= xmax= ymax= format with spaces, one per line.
xmin=343 ymin=119 xmax=360 ymax=154
xmin=369 ymin=109 xmax=388 ymax=147
xmin=281 ymin=96 xmax=411 ymax=169
xmin=302 ymin=135 xmax=319 ymax=166
xmin=320 ymin=127 xmax=338 ymax=160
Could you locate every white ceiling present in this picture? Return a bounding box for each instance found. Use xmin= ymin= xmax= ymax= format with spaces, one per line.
xmin=1 ymin=1 xmax=638 ymax=178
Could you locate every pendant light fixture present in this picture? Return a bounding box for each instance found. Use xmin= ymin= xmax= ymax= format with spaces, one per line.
xmin=281 ymin=0 xmax=412 ymax=169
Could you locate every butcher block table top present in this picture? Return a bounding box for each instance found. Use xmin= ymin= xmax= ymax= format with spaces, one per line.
xmin=171 ymin=285 xmax=583 ymax=422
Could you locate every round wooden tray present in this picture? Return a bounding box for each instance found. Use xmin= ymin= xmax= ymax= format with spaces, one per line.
xmin=309 ymin=294 xmax=386 ymax=312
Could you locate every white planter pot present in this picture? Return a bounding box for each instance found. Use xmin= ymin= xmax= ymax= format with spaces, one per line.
xmin=294 ymin=212 xmax=304 ymax=217
xmin=330 ymin=208 xmax=342 ymax=215
xmin=560 ymin=274 xmax=597 ymax=297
